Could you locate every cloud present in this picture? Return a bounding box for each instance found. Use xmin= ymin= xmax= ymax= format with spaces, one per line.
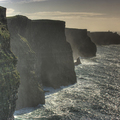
xmin=24 ymin=11 xmax=105 ymax=20
xmin=0 ymin=0 xmax=8 ymax=3
xmin=0 ymin=0 xmax=46 ymax=3
xmin=32 ymin=0 xmax=46 ymax=1
xmin=6 ymin=8 xmax=20 ymax=16
xmin=0 ymin=0 xmax=47 ymax=3
xmin=6 ymin=8 xmax=14 ymax=14
xmin=5 ymin=9 xmax=120 ymax=32
xmin=17 ymin=0 xmax=47 ymax=3
xmin=23 ymin=11 xmax=120 ymax=31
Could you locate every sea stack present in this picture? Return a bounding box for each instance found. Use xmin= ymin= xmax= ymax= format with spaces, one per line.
xmin=0 ymin=6 xmax=20 ymax=119
xmin=7 ymin=16 xmax=76 ymax=92
xmin=88 ymin=31 xmax=120 ymax=45
xmin=65 ymin=28 xmax=97 ymax=59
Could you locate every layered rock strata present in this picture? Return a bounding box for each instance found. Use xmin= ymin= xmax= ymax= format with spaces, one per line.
xmin=65 ymin=28 xmax=97 ymax=59
xmin=88 ymin=31 xmax=120 ymax=45
xmin=0 ymin=6 xmax=20 ymax=119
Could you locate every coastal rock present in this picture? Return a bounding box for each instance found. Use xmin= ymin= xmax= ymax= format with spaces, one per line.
xmin=32 ymin=20 xmax=76 ymax=88
xmin=7 ymin=16 xmax=45 ymax=110
xmin=88 ymin=31 xmax=120 ymax=45
xmin=7 ymin=16 xmax=76 ymax=89
xmin=65 ymin=28 xmax=97 ymax=59
xmin=74 ymin=58 xmax=81 ymax=66
xmin=0 ymin=6 xmax=20 ymax=119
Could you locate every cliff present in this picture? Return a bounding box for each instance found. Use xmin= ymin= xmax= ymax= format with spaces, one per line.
xmin=0 ymin=7 xmax=20 ymax=119
xmin=65 ymin=28 xmax=97 ymax=59
xmin=117 ymin=31 xmax=120 ymax=35
xmin=7 ymin=16 xmax=45 ymax=110
xmin=88 ymin=31 xmax=120 ymax=45
xmin=7 ymin=16 xmax=76 ymax=90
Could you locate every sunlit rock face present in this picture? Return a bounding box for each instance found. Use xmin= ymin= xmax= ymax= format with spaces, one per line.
xmin=0 ymin=7 xmax=20 ymax=119
xmin=7 ymin=16 xmax=45 ymax=110
xmin=7 ymin=16 xmax=76 ymax=89
xmin=65 ymin=28 xmax=97 ymax=60
xmin=88 ymin=31 xmax=120 ymax=45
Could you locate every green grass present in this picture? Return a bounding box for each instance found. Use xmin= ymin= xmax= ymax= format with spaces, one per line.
xmin=0 ymin=23 xmax=10 ymax=41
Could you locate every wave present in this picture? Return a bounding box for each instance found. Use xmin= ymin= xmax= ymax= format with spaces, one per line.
xmin=14 ymin=45 xmax=120 ymax=120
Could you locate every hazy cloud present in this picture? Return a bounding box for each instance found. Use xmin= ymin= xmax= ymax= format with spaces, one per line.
xmin=17 ymin=0 xmax=47 ymax=3
xmin=6 ymin=8 xmax=20 ymax=16
xmin=24 ymin=11 xmax=105 ymax=20
xmin=0 ymin=0 xmax=8 ymax=3
xmin=0 ymin=0 xmax=46 ymax=3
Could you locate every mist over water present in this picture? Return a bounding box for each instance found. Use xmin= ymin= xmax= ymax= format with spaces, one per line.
xmin=14 ymin=45 xmax=120 ymax=120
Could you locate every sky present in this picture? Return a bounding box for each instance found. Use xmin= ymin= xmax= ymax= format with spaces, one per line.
xmin=0 ymin=0 xmax=120 ymax=31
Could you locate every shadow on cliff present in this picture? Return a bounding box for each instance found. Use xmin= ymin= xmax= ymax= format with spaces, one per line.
xmin=65 ymin=28 xmax=97 ymax=60
xmin=14 ymin=84 xmax=75 ymax=117
xmin=7 ymin=15 xmax=76 ymax=110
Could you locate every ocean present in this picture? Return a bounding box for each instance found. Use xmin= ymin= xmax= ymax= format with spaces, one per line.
xmin=14 ymin=45 xmax=120 ymax=120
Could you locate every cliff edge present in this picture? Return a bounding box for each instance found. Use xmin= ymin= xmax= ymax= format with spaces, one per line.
xmin=7 ymin=16 xmax=45 ymax=110
xmin=0 ymin=6 xmax=20 ymax=119
xmin=7 ymin=15 xmax=76 ymax=97
xmin=88 ymin=31 xmax=120 ymax=45
xmin=65 ymin=28 xmax=97 ymax=59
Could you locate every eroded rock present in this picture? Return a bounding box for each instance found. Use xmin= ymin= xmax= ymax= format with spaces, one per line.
xmin=65 ymin=28 xmax=97 ymax=59
xmin=7 ymin=15 xmax=76 ymax=109
xmin=0 ymin=6 xmax=20 ymax=119
xmin=7 ymin=16 xmax=45 ymax=110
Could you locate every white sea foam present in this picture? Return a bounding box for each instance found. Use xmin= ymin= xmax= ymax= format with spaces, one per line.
xmin=14 ymin=45 xmax=120 ymax=120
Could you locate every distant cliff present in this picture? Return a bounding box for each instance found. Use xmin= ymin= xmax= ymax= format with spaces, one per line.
xmin=7 ymin=15 xmax=76 ymax=89
xmin=0 ymin=7 xmax=20 ymax=119
xmin=65 ymin=28 xmax=97 ymax=59
xmin=117 ymin=31 xmax=120 ymax=35
xmin=88 ymin=31 xmax=120 ymax=45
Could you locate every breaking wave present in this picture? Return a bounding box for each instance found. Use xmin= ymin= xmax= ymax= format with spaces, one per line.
xmin=14 ymin=45 xmax=120 ymax=120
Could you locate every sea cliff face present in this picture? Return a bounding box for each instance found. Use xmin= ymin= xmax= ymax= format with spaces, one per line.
xmin=7 ymin=15 xmax=76 ymax=94
xmin=31 ymin=20 xmax=76 ymax=88
xmin=88 ymin=31 xmax=120 ymax=45
xmin=0 ymin=7 xmax=20 ymax=119
xmin=65 ymin=28 xmax=97 ymax=59
xmin=7 ymin=16 xmax=45 ymax=110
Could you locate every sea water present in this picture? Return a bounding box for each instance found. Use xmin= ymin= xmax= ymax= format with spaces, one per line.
xmin=14 ymin=45 xmax=120 ymax=120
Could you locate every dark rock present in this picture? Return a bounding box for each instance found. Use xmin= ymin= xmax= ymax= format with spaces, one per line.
xmin=31 ymin=20 xmax=76 ymax=88
xmin=7 ymin=15 xmax=76 ymax=95
xmin=74 ymin=57 xmax=81 ymax=66
xmin=88 ymin=31 xmax=120 ymax=45
xmin=7 ymin=16 xmax=45 ymax=110
xmin=65 ymin=28 xmax=97 ymax=59
xmin=0 ymin=6 xmax=20 ymax=119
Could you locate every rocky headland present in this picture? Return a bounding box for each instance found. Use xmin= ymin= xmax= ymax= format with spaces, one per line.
xmin=7 ymin=17 xmax=45 ymax=110
xmin=7 ymin=15 xmax=76 ymax=109
xmin=0 ymin=6 xmax=20 ymax=119
xmin=65 ymin=28 xmax=97 ymax=60
xmin=88 ymin=31 xmax=120 ymax=45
